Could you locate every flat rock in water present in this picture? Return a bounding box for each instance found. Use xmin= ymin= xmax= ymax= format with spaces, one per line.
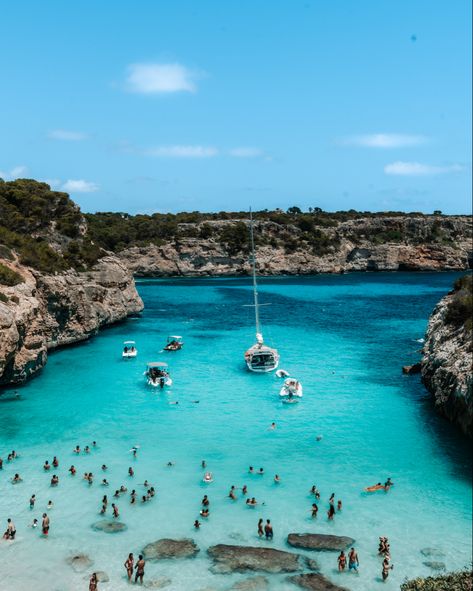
xmin=66 ymin=554 xmax=94 ymax=573
xmin=228 ymin=576 xmax=269 ymax=590
xmin=207 ymin=544 xmax=317 ymax=574
xmin=83 ymin=571 xmax=109 ymax=582
xmin=423 ymin=561 xmax=446 ymax=571
xmin=92 ymin=520 xmax=127 ymax=533
xmin=144 ymin=578 xmax=172 ymax=589
xmin=420 ymin=547 xmax=446 ymax=558
xmin=143 ymin=538 xmax=199 ymax=560
xmin=287 ymin=534 xmax=355 ymax=552
xmin=287 ymin=573 xmax=350 ymax=591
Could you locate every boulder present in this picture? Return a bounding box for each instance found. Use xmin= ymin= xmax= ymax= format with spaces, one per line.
xmin=66 ymin=554 xmax=94 ymax=573
xmin=287 ymin=533 xmax=354 ymax=552
xmin=287 ymin=573 xmax=349 ymax=591
xmin=92 ymin=520 xmax=127 ymax=533
xmin=207 ymin=544 xmax=318 ymax=574
xmin=143 ymin=538 xmax=199 ymax=560
xmin=229 ymin=576 xmax=269 ymax=590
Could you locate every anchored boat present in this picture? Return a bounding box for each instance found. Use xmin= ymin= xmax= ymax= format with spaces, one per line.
xmin=122 ymin=341 xmax=137 ymax=358
xmin=244 ymin=210 xmax=280 ymax=373
xmin=163 ymin=335 xmax=184 ymax=351
xmin=279 ymin=378 xmax=303 ymax=403
xmin=145 ymin=362 xmax=172 ymax=388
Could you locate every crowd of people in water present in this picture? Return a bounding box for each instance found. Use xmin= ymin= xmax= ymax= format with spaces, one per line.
xmin=1 ymin=437 xmax=395 ymax=588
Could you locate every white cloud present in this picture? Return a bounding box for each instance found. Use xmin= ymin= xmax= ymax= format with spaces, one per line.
xmin=384 ymin=161 xmax=464 ymax=176
xmin=126 ymin=63 xmax=198 ymax=94
xmin=0 ymin=165 xmax=28 ymax=180
xmin=229 ymin=147 xmax=264 ymax=158
xmin=48 ymin=129 xmax=88 ymax=141
xmin=61 ymin=179 xmax=99 ymax=193
xmin=146 ymin=145 xmax=218 ymax=158
xmin=342 ymin=133 xmax=427 ymax=148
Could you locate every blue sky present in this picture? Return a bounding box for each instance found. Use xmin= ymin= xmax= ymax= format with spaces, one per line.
xmin=0 ymin=0 xmax=471 ymax=214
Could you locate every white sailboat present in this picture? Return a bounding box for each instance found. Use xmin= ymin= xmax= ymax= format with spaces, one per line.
xmin=244 ymin=210 xmax=280 ymax=373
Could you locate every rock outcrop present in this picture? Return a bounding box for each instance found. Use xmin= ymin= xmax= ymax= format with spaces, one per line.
xmin=0 ymin=256 xmax=143 ymax=387
xmin=92 ymin=520 xmax=128 ymax=533
xmin=287 ymin=533 xmax=355 ymax=552
xmin=421 ymin=280 xmax=472 ymax=437
xmin=207 ymin=544 xmax=318 ymax=574
xmin=287 ymin=573 xmax=349 ymax=591
xmin=118 ymin=216 xmax=472 ymax=277
xmin=142 ymin=538 xmax=200 ymax=560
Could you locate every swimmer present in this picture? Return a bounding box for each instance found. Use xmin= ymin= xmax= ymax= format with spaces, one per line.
xmin=246 ymin=497 xmax=258 ymax=506
xmin=101 ymin=479 xmax=109 ymax=487
xmin=149 ymin=487 xmax=155 ymax=497
xmin=141 ymin=495 xmax=147 ymax=503
xmin=264 ymin=519 xmax=273 ymax=539
xmin=316 ymin=435 xmax=323 ymax=441
xmin=242 ymin=485 xmax=248 ymax=495
xmin=200 ymin=508 xmax=209 ymax=518
xmin=69 ymin=465 xmax=76 ymax=475
xmin=74 ymin=445 xmax=80 ymax=454
xmin=257 ymin=518 xmax=264 ymax=537
xmin=52 ymin=456 xmax=59 ymax=468
xmin=47 ymin=500 xmax=53 ymax=510
xmin=168 ymin=401 xmax=179 ymax=405
xmin=124 ymin=553 xmax=134 ymax=581
xmin=248 ymin=466 xmax=254 ymax=474
xmin=112 ymin=503 xmax=119 ymax=518
xmin=384 ymin=477 xmax=393 ymax=491
xmin=130 ymin=490 xmax=136 ymax=504
xmin=194 ymin=519 xmax=201 ymax=529
xmin=202 ymin=495 xmax=209 ymax=507
xmin=201 ymin=460 xmax=206 ymax=468
xmin=30 ymin=518 xmax=38 ymax=528
xmin=311 ymin=503 xmax=318 ymax=518
xmin=0 ymin=458 xmax=2 ymax=470
xmin=3 ymin=518 xmax=16 ymax=540
xmin=269 ymin=422 xmax=277 ymax=430
xmin=42 ymin=513 xmax=50 ymax=536
xmin=167 ymin=461 xmax=175 ymax=467
xmin=89 ymin=572 xmax=98 ymax=591
xmin=134 ymin=555 xmax=145 ymax=584
xmin=327 ymin=504 xmax=335 ymax=520
xmin=229 ymin=486 xmax=237 ymax=500
xmin=192 ymin=400 xmax=200 ymax=404
xmin=338 ymin=550 xmax=347 ymax=571
xmin=43 ymin=460 xmax=51 ymax=471
xmin=348 ymin=548 xmax=359 ymax=573
xmin=274 ymin=474 xmax=281 ymax=483
xmin=143 ymin=480 xmax=150 ymax=488
xmin=131 ymin=446 xmax=138 ymax=458
xmin=329 ymin=493 xmax=335 ymax=505
xmin=102 ymin=495 xmax=108 ymax=507
xmin=29 ymin=494 xmax=36 ymax=509
xmin=113 ymin=490 xmax=120 ymax=498
xmin=100 ymin=504 xmax=106 ymax=515
xmin=84 ymin=446 xmax=90 ymax=454
xmin=87 ymin=473 xmax=93 ymax=485
xmin=382 ymin=557 xmax=393 ymax=580
xmin=119 ymin=485 xmax=127 ymax=493
xmin=258 ymin=468 xmax=264 ymax=475
xmin=101 ymin=464 xmax=107 ymax=471
xmin=337 ymin=500 xmax=342 ymax=511
xmin=50 ymin=475 xmax=59 ymax=486
xmin=128 ymin=467 xmax=134 ymax=477
xmin=92 ymin=441 xmax=97 ymax=448
xmin=11 ymin=473 xmax=22 ymax=484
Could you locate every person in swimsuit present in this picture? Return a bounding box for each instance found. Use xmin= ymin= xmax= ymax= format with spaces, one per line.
xmin=130 ymin=490 xmax=136 ymax=504
xmin=382 ymin=557 xmax=393 ymax=580
xmin=229 ymin=486 xmax=237 ymax=500
xmin=200 ymin=508 xmax=209 ymax=518
xmin=74 ymin=445 xmax=80 ymax=454
xmin=112 ymin=503 xmax=119 ymax=518
xmin=128 ymin=467 xmax=134 ymax=477
xmin=51 ymin=475 xmax=59 ymax=486
xmin=43 ymin=461 xmax=51 ymax=471
xmin=348 ymin=548 xmax=359 ymax=572
xmin=264 ymin=519 xmax=273 ymax=539
xmin=69 ymin=465 xmax=76 ymax=475
xmin=42 ymin=513 xmax=50 ymax=536
xmin=257 ymin=518 xmax=264 ymax=537
xmin=311 ymin=503 xmax=318 ymax=518
xmin=202 ymin=495 xmax=209 ymax=507
xmin=124 ymin=553 xmax=134 ymax=581
xmin=327 ymin=504 xmax=335 ymax=520
xmin=135 ymin=555 xmax=145 ymax=584
xmin=337 ymin=499 xmax=342 ymax=511
xmin=274 ymin=474 xmax=281 ymax=483
xmin=52 ymin=457 xmax=59 ymax=468
xmin=338 ymin=550 xmax=347 ymax=571
xmin=29 ymin=495 xmax=36 ymax=509
xmin=89 ymin=573 xmax=98 ymax=591
xmin=194 ymin=520 xmax=201 ymax=529
xmin=12 ymin=473 xmax=22 ymax=483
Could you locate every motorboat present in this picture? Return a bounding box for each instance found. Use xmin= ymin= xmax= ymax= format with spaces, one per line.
xmin=145 ymin=362 xmax=172 ymax=388
xmin=122 ymin=341 xmax=137 ymax=358
xmin=164 ymin=335 xmax=184 ymax=351
xmin=279 ymin=378 xmax=303 ymax=402
xmin=243 ymin=210 xmax=280 ymax=373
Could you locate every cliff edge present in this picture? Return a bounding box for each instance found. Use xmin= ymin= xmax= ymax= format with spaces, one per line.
xmin=421 ymin=275 xmax=473 ymax=437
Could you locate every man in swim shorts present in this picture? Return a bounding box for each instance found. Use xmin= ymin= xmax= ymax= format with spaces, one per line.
xmin=348 ymin=547 xmax=359 ymax=572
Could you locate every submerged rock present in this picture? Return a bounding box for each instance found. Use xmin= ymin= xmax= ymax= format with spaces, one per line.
xmin=423 ymin=561 xmax=446 ymax=571
xmin=228 ymin=576 xmax=269 ymax=590
xmin=92 ymin=520 xmax=127 ymax=533
xmin=143 ymin=538 xmax=199 ymax=560
xmin=83 ymin=571 xmax=109 ymax=582
xmin=287 ymin=573 xmax=349 ymax=591
xmin=287 ymin=533 xmax=355 ymax=552
xmin=420 ymin=548 xmax=446 ymax=558
xmin=144 ymin=578 xmax=172 ymax=589
xmin=207 ymin=544 xmax=317 ymax=574
xmin=66 ymin=554 xmax=94 ymax=573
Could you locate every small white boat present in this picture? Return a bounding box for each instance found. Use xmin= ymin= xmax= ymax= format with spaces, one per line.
xmin=164 ymin=335 xmax=184 ymax=351
xmin=276 ymin=369 xmax=290 ymax=378
xmin=145 ymin=362 xmax=172 ymax=388
xmin=279 ymin=378 xmax=303 ymax=402
xmin=122 ymin=341 xmax=138 ymax=358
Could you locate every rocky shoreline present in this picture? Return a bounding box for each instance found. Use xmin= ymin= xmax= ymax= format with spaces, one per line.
xmin=0 ymin=255 xmax=143 ymax=387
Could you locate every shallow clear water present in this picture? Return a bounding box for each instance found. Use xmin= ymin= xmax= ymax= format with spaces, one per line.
xmin=0 ymin=273 xmax=471 ymax=591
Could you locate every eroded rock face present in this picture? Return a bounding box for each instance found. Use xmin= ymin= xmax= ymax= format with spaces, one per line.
xmin=0 ymin=256 xmax=143 ymax=387
xmin=143 ymin=538 xmax=200 ymax=560
xmin=207 ymin=544 xmax=318 ymax=574
xmin=421 ymin=293 xmax=473 ymax=437
xmin=287 ymin=573 xmax=349 ymax=591
xmin=92 ymin=520 xmax=128 ymax=533
xmin=287 ymin=533 xmax=355 ymax=552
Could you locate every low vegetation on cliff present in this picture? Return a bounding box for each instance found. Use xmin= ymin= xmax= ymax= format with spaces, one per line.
xmin=445 ymin=275 xmax=473 ymax=332
xmin=401 ymin=569 xmax=472 ymax=590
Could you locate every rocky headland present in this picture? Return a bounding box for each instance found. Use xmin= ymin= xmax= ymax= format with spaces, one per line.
xmin=421 ymin=275 xmax=472 ymax=437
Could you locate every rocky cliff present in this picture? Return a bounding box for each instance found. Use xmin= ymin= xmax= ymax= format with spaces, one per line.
xmin=118 ymin=216 xmax=472 ymax=276
xmin=0 ymin=256 xmax=143 ymax=387
xmin=421 ymin=276 xmax=472 ymax=437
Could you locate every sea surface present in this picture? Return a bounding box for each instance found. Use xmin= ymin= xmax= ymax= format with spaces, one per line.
xmin=0 ymin=273 xmax=471 ymax=591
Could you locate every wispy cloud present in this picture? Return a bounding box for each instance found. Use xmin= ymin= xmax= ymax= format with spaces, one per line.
xmin=61 ymin=179 xmax=99 ymax=193
xmin=0 ymin=165 xmax=28 ymax=180
xmin=125 ymin=63 xmax=199 ymax=94
xmin=341 ymin=133 xmax=427 ymax=148
xmin=146 ymin=145 xmax=218 ymax=158
xmin=384 ymin=161 xmax=464 ymax=176
xmin=48 ymin=129 xmax=88 ymax=141
xmin=229 ymin=147 xmax=265 ymax=158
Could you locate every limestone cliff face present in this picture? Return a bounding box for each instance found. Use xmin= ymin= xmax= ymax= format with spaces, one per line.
xmin=119 ymin=216 xmax=472 ymax=276
xmin=421 ymin=291 xmax=472 ymax=437
xmin=0 ymin=256 xmax=143 ymax=386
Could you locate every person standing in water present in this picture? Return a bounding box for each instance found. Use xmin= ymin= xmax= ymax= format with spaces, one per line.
xmin=257 ymin=518 xmax=264 ymax=537
xmin=348 ymin=548 xmax=359 ymax=573
xmin=42 ymin=513 xmax=50 ymax=536
xmin=337 ymin=550 xmax=347 ymax=571
xmin=382 ymin=556 xmax=393 ymax=580
xmin=124 ymin=553 xmax=134 ymax=581
xmin=264 ymin=519 xmax=273 ymax=539
xmin=135 ymin=555 xmax=145 ymax=584
xmin=89 ymin=573 xmax=98 ymax=591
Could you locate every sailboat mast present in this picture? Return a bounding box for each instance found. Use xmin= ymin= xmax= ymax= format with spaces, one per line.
xmin=249 ymin=209 xmax=261 ymax=338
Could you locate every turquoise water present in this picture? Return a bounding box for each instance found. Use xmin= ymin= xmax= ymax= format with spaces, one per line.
xmin=0 ymin=273 xmax=471 ymax=591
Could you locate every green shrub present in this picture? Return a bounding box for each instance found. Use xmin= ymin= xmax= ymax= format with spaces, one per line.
xmin=0 ymin=292 xmax=8 ymax=303
xmin=0 ymin=262 xmax=24 ymax=286
xmin=445 ymin=275 xmax=472 ymax=330
xmin=401 ymin=569 xmax=472 ymax=590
